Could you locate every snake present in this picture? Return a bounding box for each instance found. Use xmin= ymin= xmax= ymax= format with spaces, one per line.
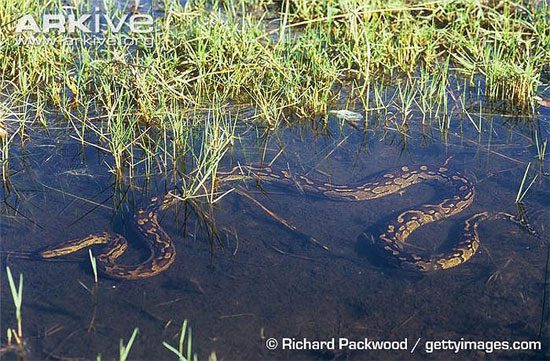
xmin=39 ymin=164 xmax=533 ymax=279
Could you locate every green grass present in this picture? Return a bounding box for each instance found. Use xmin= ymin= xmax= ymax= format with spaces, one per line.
xmin=163 ymin=319 xmax=218 ymax=361
xmin=163 ymin=320 xmax=194 ymax=361
xmin=88 ymin=249 xmax=98 ymax=284
xmin=515 ymin=162 xmax=538 ymax=203
xmin=0 ymin=0 xmax=548 ymax=194
xmin=534 ymin=131 xmax=547 ymax=162
xmin=2 ymin=269 xmax=219 ymax=359
xmin=3 ymin=267 xmax=25 ymax=356
xmin=0 ymin=3 xmax=548 ymax=356
xmin=119 ymin=328 xmax=139 ymax=361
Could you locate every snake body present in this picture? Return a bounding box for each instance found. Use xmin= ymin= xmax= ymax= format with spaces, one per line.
xmin=40 ymin=164 xmax=525 ymax=279
xmin=40 ymin=195 xmax=179 ymax=279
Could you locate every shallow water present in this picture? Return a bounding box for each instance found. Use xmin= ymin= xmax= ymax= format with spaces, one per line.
xmin=1 ymin=105 xmax=550 ymax=360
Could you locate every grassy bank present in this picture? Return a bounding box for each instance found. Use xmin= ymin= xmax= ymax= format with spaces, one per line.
xmin=0 ymin=0 xmax=548 ymax=187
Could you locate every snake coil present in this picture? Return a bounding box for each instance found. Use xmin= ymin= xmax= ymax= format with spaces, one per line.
xmin=40 ymin=164 xmax=533 ymax=279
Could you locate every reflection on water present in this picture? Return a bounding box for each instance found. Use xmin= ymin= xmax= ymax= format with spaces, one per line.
xmin=1 ymin=109 xmax=549 ymax=360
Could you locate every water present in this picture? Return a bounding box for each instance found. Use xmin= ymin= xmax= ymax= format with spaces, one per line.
xmin=1 ymin=107 xmax=550 ymax=360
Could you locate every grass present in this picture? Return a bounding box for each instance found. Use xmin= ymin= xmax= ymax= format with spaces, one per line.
xmin=0 ymin=2 xmax=548 ymax=352
xmin=163 ymin=320 xmax=193 ymax=361
xmin=2 ymin=269 xmax=220 ymax=359
xmin=515 ymin=162 xmax=539 ymax=203
xmin=163 ymin=320 xmax=218 ymax=361
xmin=0 ymin=0 xmax=548 ymax=196
xmin=3 ymin=267 xmax=25 ymax=358
xmin=534 ymin=131 xmax=547 ymax=162
xmin=5 ymin=267 xmax=23 ymax=342
xmin=119 ymin=328 xmax=139 ymax=361
xmin=88 ymin=249 xmax=98 ymax=284
xmin=0 ymin=96 xmax=24 ymax=186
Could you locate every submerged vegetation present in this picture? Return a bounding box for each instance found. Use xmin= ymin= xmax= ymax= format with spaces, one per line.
xmin=1 ymin=268 xmax=218 ymax=360
xmin=3 ymin=267 xmax=25 ymax=358
xmin=0 ymin=2 xmax=549 ymax=359
xmin=0 ymin=0 xmax=548 ymax=189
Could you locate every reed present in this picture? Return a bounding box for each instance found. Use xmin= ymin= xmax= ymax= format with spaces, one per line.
xmin=163 ymin=320 xmax=193 ymax=361
xmin=1 ymin=0 xmax=546 ymax=121
xmin=5 ymin=266 xmax=24 ymax=354
xmin=119 ymin=328 xmax=139 ymax=361
xmin=534 ymin=131 xmax=547 ymax=162
xmin=88 ymin=249 xmax=98 ymax=284
xmin=163 ymin=319 xmax=218 ymax=361
xmin=515 ymin=162 xmax=538 ymax=203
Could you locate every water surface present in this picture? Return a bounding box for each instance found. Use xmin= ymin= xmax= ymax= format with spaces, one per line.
xmin=1 ymin=106 xmax=550 ymax=360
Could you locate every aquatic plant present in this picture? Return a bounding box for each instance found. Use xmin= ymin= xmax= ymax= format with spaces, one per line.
xmin=119 ymin=328 xmax=139 ymax=361
xmin=534 ymin=131 xmax=547 ymax=162
xmin=163 ymin=320 xmax=194 ymax=361
xmin=0 ymin=0 xmax=547 ymax=181
xmin=89 ymin=249 xmax=98 ymax=284
xmin=515 ymin=162 xmax=538 ymax=203
xmin=163 ymin=319 xmax=218 ymax=361
xmin=3 ymin=267 xmax=25 ymax=357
